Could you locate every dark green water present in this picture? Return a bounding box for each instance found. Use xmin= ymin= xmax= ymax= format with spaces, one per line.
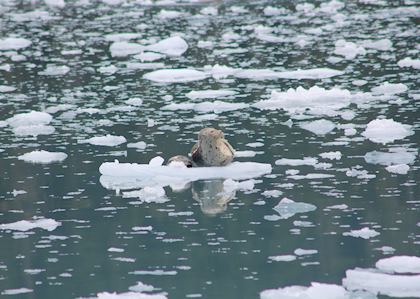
xmin=0 ymin=0 xmax=419 ymax=298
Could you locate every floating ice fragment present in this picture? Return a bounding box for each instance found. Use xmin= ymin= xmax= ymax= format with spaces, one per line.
xmin=157 ymin=10 xmax=185 ymax=20
xmin=343 ymin=227 xmax=380 ymax=239
xmin=294 ymin=248 xmax=318 ymax=256
xmin=343 ymin=268 xmax=420 ymax=298
xmin=319 ymin=151 xmax=342 ymax=160
xmin=108 ymin=247 xmax=124 ymax=253
xmin=105 ymin=33 xmax=142 ymax=42
xmin=130 ymin=270 xmax=177 ymax=275
xmin=385 ymin=164 xmax=409 ymax=175
xmin=200 ymin=6 xmax=218 ymax=15
xmin=371 ymin=82 xmax=408 ymax=95
xmin=143 ymin=69 xmax=207 ymax=83
xmin=262 ymin=190 xmax=282 ymax=198
xmin=127 ymin=142 xmax=147 ymax=150
xmin=13 ymin=125 xmax=55 ymax=137
xmin=1 ymin=288 xmax=33 ymax=295
xmin=0 ymin=37 xmax=31 ymax=51
xmin=362 ymin=119 xmax=413 ymax=144
xmin=82 ymin=135 xmax=126 ymax=146
xmin=223 ymin=179 xmax=255 ymax=193
xmin=197 ymin=40 xmax=214 ymax=49
xmin=235 ymin=151 xmax=256 ymax=158
xmin=260 ymin=282 xmax=373 ymax=299
xmin=288 ymin=173 xmax=334 ymax=180
xmin=362 ymin=39 xmax=392 ymax=51
xmin=110 ymin=41 xmax=144 ymax=57
xmin=134 ymin=52 xmax=164 ymax=62
xmin=98 ymin=65 xmax=118 ymax=75
xmin=86 ymin=291 xmax=167 ymax=299
xmin=6 ymin=111 xmax=52 ymax=128
xmin=100 ymin=162 xmax=272 ymax=190
xmin=364 ymin=148 xmax=416 ymax=166
xmin=39 ymin=65 xmax=70 ymax=76
xmin=125 ymin=98 xmax=143 ymax=106
xmin=162 ymin=101 xmax=249 ymax=113
xmin=0 ymin=218 xmax=61 ymax=232
xmin=275 ymin=157 xmax=318 ymax=166
xmin=334 ymin=39 xmax=366 ymax=59
xmin=0 ymin=85 xmax=16 ymax=93
xmin=185 ymin=89 xmax=236 ymax=100
xmin=145 ymin=36 xmax=188 ymax=57
xmin=397 ymin=57 xmax=420 ymax=69
xmin=268 ymin=255 xmax=296 ymax=262
xmin=376 ymin=256 xmax=420 ymax=274
xmin=128 ymin=281 xmax=156 ymax=292
xmin=234 ymin=68 xmax=343 ymax=80
xmin=300 ymin=119 xmax=336 ymax=135
xmin=263 ymin=6 xmax=286 ymax=16
xmin=18 ymin=150 xmax=67 ymax=164
xmin=44 ymin=0 xmax=65 ymax=8
xmin=273 ymin=198 xmax=316 ymax=219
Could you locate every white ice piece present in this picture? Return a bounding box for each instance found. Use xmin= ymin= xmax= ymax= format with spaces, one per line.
xmin=300 ymin=119 xmax=336 ymax=135
xmin=39 ymin=65 xmax=70 ymax=76
xmin=334 ymin=39 xmax=366 ymax=59
xmin=371 ymin=82 xmax=408 ymax=95
xmin=162 ymin=101 xmax=249 ymax=113
xmin=397 ymin=57 xmax=420 ymax=69
xmin=0 ymin=85 xmax=16 ymax=92
xmin=362 ymin=119 xmax=413 ymax=144
xmin=385 ymin=164 xmax=409 ymax=174
xmin=143 ymin=69 xmax=207 ymax=83
xmin=275 ymin=157 xmax=318 ymax=166
xmin=99 ymin=160 xmax=272 ymax=190
xmin=82 ymin=135 xmax=127 ymax=146
xmin=18 ymin=150 xmax=67 ymax=164
xmin=145 ymin=36 xmax=188 ymax=57
xmin=0 ymin=37 xmax=31 ymax=51
xmin=268 ymin=255 xmax=296 ymax=262
xmin=185 ymin=89 xmax=236 ymax=100
xmin=261 ymin=283 xmax=354 ymax=299
xmin=44 ymin=0 xmax=65 ymax=8
xmin=86 ymin=291 xmax=167 ymax=299
xmin=362 ymin=39 xmax=392 ymax=51
xmin=376 ymin=256 xmax=420 ymax=274
xmin=6 ymin=111 xmax=52 ymax=128
xmin=0 ymin=218 xmax=61 ymax=232
xmin=319 ymin=151 xmax=342 ymax=160
xmin=343 ymin=227 xmax=380 ymax=239
xmin=364 ymin=148 xmax=417 ymax=166
xmin=273 ymin=198 xmax=316 ymax=219
xmin=110 ymin=41 xmax=144 ymax=57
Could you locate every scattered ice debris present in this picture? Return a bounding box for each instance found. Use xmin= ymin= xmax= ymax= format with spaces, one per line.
xmin=128 ymin=281 xmax=156 ymax=292
xmin=397 ymin=57 xmax=420 ymax=69
xmin=288 ymin=173 xmax=334 ymax=180
xmin=108 ymin=247 xmax=124 ymax=253
xmin=234 ymin=68 xmax=343 ymax=80
xmin=364 ymin=148 xmax=417 ymax=166
xmin=0 ymin=85 xmax=16 ymax=93
xmin=99 ymin=160 xmax=271 ymax=190
xmin=0 ymin=37 xmax=31 ymax=51
xmin=130 ymin=270 xmax=177 ymax=275
xmin=362 ymin=119 xmax=413 ymax=144
xmin=38 ymin=65 xmax=70 ymax=76
xmin=346 ymin=167 xmax=376 ymax=180
xmin=374 ymin=246 xmax=396 ymax=255
xmin=385 ymin=164 xmax=409 ymax=175
xmin=268 ymin=255 xmax=296 ymax=262
xmin=343 ymin=227 xmax=380 ymax=239
xmin=319 ymin=151 xmax=342 ymax=160
xmin=143 ymin=69 xmax=207 ymax=83
xmin=5 ymin=111 xmax=55 ymax=137
xmin=376 ymin=256 xmax=420 ymax=274
xmin=300 ymin=119 xmax=336 ymax=135
xmin=197 ymin=40 xmax=214 ymax=49
xmin=371 ymin=82 xmax=408 ymax=95
xmin=11 ymin=189 xmax=27 ymax=197
xmin=275 ymin=157 xmax=318 ymax=166
xmin=110 ymin=41 xmax=144 ymax=57
xmin=273 ymin=198 xmax=316 ymax=219
xmin=185 ymin=90 xmax=236 ymax=100
xmin=44 ymin=104 xmax=74 ymax=114
xmin=145 ymin=36 xmax=188 ymax=57
xmin=294 ymin=248 xmax=318 ymax=256
xmin=105 ymin=33 xmax=142 ymax=43
xmin=81 ymin=135 xmax=127 ymax=147
xmin=200 ymin=6 xmax=218 ymax=16
xmin=162 ymin=101 xmax=249 ymax=113
xmin=334 ymin=39 xmax=366 ymax=59
xmin=1 ymin=288 xmax=33 ymax=295
xmin=362 ymin=39 xmax=392 ymax=51
xmin=98 ymin=65 xmax=118 ymax=75
xmin=24 ymin=269 xmax=45 ymax=275
xmin=0 ymin=218 xmax=61 ymax=232
xmin=343 ymin=268 xmax=420 ymax=298
xmin=44 ymin=0 xmax=65 ymax=8
xmin=157 ymin=9 xmax=185 ymax=20
xmin=84 ymin=291 xmax=167 ymax=299
xmin=127 ymin=142 xmax=147 ymax=150
xmin=18 ymin=150 xmax=67 ymax=164
xmin=125 ymin=98 xmax=143 ymax=106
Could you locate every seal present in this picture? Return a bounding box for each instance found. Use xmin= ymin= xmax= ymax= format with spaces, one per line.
xmin=191 ymin=127 xmax=235 ymax=167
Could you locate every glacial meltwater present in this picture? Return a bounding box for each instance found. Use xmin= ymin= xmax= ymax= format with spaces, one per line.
xmin=0 ymin=0 xmax=419 ymax=298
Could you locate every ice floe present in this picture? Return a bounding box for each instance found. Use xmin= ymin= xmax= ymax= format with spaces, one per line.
xmin=1 ymin=288 xmax=33 ymax=295
xmin=268 ymin=255 xmax=296 ymax=262
xmin=83 ymin=291 xmax=167 ymax=299
xmin=105 ymin=33 xmax=142 ymax=42
xmin=273 ymin=198 xmax=316 ymax=219
xmin=18 ymin=150 xmax=67 ymax=164
xmin=99 ymin=160 xmax=271 ymax=190
xmin=81 ymin=135 xmax=127 ymax=146
xmin=110 ymin=42 xmax=144 ymax=57
xmin=44 ymin=0 xmax=65 ymax=8
xmin=300 ymin=119 xmax=336 ymax=135
xmin=385 ymin=164 xmax=409 ymax=174
xmin=0 ymin=37 xmax=31 ymax=51
xmin=234 ymin=68 xmax=343 ymax=80
xmin=0 ymin=218 xmax=61 ymax=232
xmin=185 ymin=89 xmax=236 ymax=100
xmin=343 ymin=227 xmax=380 ymax=239
xmin=5 ymin=111 xmax=55 ymax=137
xmin=0 ymin=85 xmax=16 ymax=93
xmin=371 ymin=82 xmax=408 ymax=95
xmin=123 ymin=186 xmax=168 ymax=204
xmin=143 ymin=69 xmax=207 ymax=83
xmin=275 ymin=157 xmax=318 ymax=166
xmin=319 ymin=151 xmax=342 ymax=160
xmin=397 ymin=57 xmax=420 ymax=69
xmin=364 ymin=148 xmax=417 ymax=166
xmin=39 ymin=65 xmax=70 ymax=76
xmin=376 ymin=256 xmax=420 ymax=274
xmin=145 ymin=36 xmax=188 ymax=57
xmin=334 ymin=39 xmax=366 ymax=59
xmin=362 ymin=39 xmax=392 ymax=51
xmin=162 ymin=101 xmax=249 ymax=113
xmin=127 ymin=142 xmax=147 ymax=150
xmin=362 ymin=119 xmax=413 ymax=144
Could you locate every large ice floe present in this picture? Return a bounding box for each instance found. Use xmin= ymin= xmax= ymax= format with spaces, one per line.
xmin=364 ymin=147 xmax=417 ymax=166
xmin=143 ymin=69 xmax=207 ymax=83
xmin=0 ymin=37 xmax=32 ymax=50
xmin=18 ymin=150 xmax=67 ymax=164
xmin=0 ymin=218 xmax=61 ymax=232
xmin=99 ymin=158 xmax=272 ymax=190
xmin=362 ymin=119 xmax=413 ymax=144
xmin=5 ymin=110 xmax=55 ymax=137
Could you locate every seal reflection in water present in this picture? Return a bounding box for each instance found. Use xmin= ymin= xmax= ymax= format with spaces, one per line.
xmin=167 ymin=127 xmax=235 ymax=167
xmin=192 ymin=180 xmax=235 ymax=215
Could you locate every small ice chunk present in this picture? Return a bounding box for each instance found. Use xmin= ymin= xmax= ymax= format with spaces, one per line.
xmin=319 ymin=151 xmax=342 ymax=160
xmin=18 ymin=150 xmax=67 ymax=164
xmin=128 ymin=281 xmax=156 ymax=292
xmin=105 ymin=33 xmax=142 ymax=42
xmin=0 ymin=85 xmax=16 ymax=93
xmin=124 ymin=186 xmax=168 ymax=203
xmin=1 ymin=288 xmax=33 ymax=295
xmin=268 ymin=255 xmax=296 ymax=262
xmin=376 ymin=256 xmax=420 ymax=274
xmin=334 ymin=39 xmax=366 ymax=59
xmin=223 ymin=179 xmax=255 ymax=192
xmin=397 ymin=57 xmax=420 ymax=69
xmin=127 ymin=141 xmax=146 ymax=150
xmin=82 ymin=135 xmax=127 ymax=146
xmin=262 ymin=190 xmax=282 ymax=198
xmin=134 ymin=52 xmax=164 ymax=62
xmin=125 ymin=97 xmax=143 ymax=106
xmin=143 ymin=69 xmax=207 ymax=83
xmin=263 ymin=6 xmax=286 ymax=16
xmin=362 ymin=39 xmax=392 ymax=51
xmin=235 ymin=150 xmax=256 ymax=158
xmin=343 ymin=227 xmax=380 ymax=239
xmin=385 ymin=164 xmax=409 ymax=175
xmin=39 ymin=65 xmax=70 ymax=76
xmin=294 ymin=248 xmax=318 ymax=256
xmin=362 ymin=119 xmax=413 ymax=144
xmin=197 ymin=40 xmax=214 ymax=49
xmin=371 ymin=82 xmax=408 ymax=95
xmin=44 ymin=0 xmax=65 ymax=8
xmin=0 ymin=37 xmax=31 ymax=51
xmin=108 ymin=247 xmax=124 ymax=252
xmin=260 ymin=283 xmax=349 ymax=299
xmin=0 ymin=218 xmax=61 ymax=232
xmin=273 ymin=197 xmax=316 ymax=219
xmin=200 ymin=7 xmax=218 ymax=16
xmin=146 ymin=36 xmax=188 ymax=57
xmin=109 ymin=41 xmax=144 ymax=57
xmin=326 ymin=204 xmax=348 ymax=210
xmin=87 ymin=291 xmax=167 ymax=299
xmin=301 ymin=119 xmax=336 ymax=135
xmin=275 ymin=157 xmax=318 ymax=166
xmin=364 ymin=148 xmax=416 ymax=166
xmin=6 ymin=111 xmax=52 ymax=128
xmin=98 ymin=65 xmax=118 ymax=75
xmin=162 ymin=101 xmax=249 ymax=113
xmin=157 ymin=9 xmax=184 ymax=20
xmin=13 ymin=124 xmax=55 ymax=137
xmin=185 ymin=89 xmax=236 ymax=100
xmin=149 ymin=156 xmax=164 ymax=166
